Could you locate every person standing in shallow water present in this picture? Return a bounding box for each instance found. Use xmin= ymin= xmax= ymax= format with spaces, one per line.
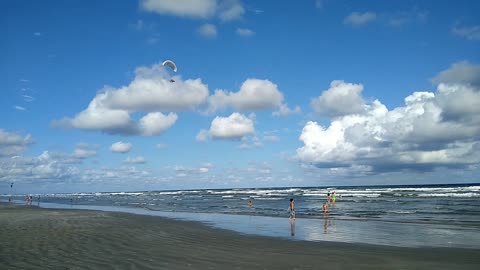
xmin=288 ymin=198 xmax=296 ymax=220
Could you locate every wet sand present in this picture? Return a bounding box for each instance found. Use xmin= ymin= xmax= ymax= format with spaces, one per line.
xmin=1 ymin=203 xmax=479 ymax=270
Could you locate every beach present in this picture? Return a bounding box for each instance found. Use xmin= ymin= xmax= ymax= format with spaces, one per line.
xmin=1 ymin=203 xmax=479 ymax=270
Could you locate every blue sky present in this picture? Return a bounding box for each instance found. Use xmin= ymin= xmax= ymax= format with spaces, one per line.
xmin=1 ymin=0 xmax=480 ymax=194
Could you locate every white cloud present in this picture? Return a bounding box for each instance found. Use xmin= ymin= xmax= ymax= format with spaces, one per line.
xmin=0 ymin=151 xmax=79 ymax=182
xmin=196 ymin=129 xmax=210 ymax=142
xmin=13 ymin=105 xmax=26 ymax=111
xmin=140 ymin=0 xmax=244 ymax=21
xmin=53 ymin=62 xmax=208 ymax=136
xmin=272 ymin=104 xmax=301 ymax=117
xmin=72 ymin=143 xmax=97 ymax=159
xmin=125 ymin=156 xmax=146 ymax=164
xmin=431 ymin=61 xmax=480 ymax=87
xmin=311 ymin=80 xmax=366 ymax=117
xmin=263 ymin=135 xmax=280 ymax=142
xmin=238 ymin=136 xmax=262 ymax=149
xmin=0 ymin=130 xmax=34 ymax=157
xmin=101 ymin=64 xmax=208 ymax=112
xmin=218 ymin=0 xmax=244 ymax=21
xmin=22 ymin=95 xmax=35 ymax=102
xmin=452 ymin=25 xmax=480 ymax=41
xmin=198 ymin=23 xmax=217 ymax=38
xmin=173 ymin=164 xmax=210 ymax=175
xmin=0 ymin=150 xmax=162 ymax=188
xmin=140 ymin=0 xmax=217 ymax=18
xmin=210 ymin=112 xmax=254 ymax=140
xmin=236 ymin=28 xmax=254 ymax=37
xmin=344 ymin=12 xmax=376 ymax=26
xmin=156 ymin=143 xmax=168 ymax=149
xmin=387 ymin=8 xmax=428 ymax=27
xmin=139 ymin=112 xmax=178 ymax=136
xmin=207 ymin=79 xmax=284 ymax=113
xmin=297 ymin=77 xmax=480 ymax=173
xmin=110 ymin=142 xmax=132 ymax=153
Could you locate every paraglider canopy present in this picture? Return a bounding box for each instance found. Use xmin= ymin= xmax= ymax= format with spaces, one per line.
xmin=162 ymin=60 xmax=177 ymax=72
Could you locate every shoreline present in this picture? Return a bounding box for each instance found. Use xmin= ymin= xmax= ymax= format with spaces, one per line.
xmin=1 ymin=203 xmax=479 ymax=269
xmin=9 ymin=200 xmax=480 ymax=249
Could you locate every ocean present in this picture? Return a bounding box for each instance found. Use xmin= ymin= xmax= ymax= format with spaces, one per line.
xmin=6 ymin=183 xmax=480 ymax=248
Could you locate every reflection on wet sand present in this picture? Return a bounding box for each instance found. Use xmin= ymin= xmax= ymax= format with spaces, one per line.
xmin=290 ymin=219 xmax=296 ymax=237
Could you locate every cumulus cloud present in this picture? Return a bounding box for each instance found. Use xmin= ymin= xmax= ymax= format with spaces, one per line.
xmin=238 ymin=136 xmax=262 ymax=149
xmin=0 ymin=151 xmax=79 ymax=183
xmin=218 ymin=0 xmax=244 ymax=21
xmin=196 ymin=129 xmax=210 ymax=142
xmin=125 ymin=156 xmax=146 ymax=164
xmin=53 ymin=63 xmax=208 ymax=136
xmin=431 ymin=61 xmax=480 ymax=87
xmin=210 ymin=112 xmax=255 ymax=140
xmin=0 ymin=150 xmax=159 ymax=188
xmin=140 ymin=0 xmax=244 ymax=21
xmin=297 ymin=75 xmax=480 ymax=173
xmin=173 ymin=164 xmax=210 ymax=176
xmin=236 ymin=28 xmax=254 ymax=37
xmin=311 ymin=80 xmax=366 ymax=117
xmin=140 ymin=0 xmax=217 ymax=18
xmin=344 ymin=12 xmax=376 ymax=26
xmin=72 ymin=143 xmax=97 ymax=159
xmin=207 ymin=79 xmax=284 ymax=113
xmin=0 ymin=130 xmax=34 ymax=157
xmin=452 ymin=24 xmax=480 ymax=41
xmin=272 ymin=104 xmax=301 ymax=117
xmin=139 ymin=112 xmax=178 ymax=136
xmin=197 ymin=23 xmax=217 ymax=38
xmin=110 ymin=142 xmax=132 ymax=153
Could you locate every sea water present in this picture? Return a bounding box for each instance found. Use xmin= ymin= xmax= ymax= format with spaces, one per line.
xmin=5 ymin=183 xmax=480 ymax=248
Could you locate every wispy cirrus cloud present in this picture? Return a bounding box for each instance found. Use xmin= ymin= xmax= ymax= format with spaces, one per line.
xmin=344 ymin=11 xmax=376 ymax=26
xmin=452 ymin=24 xmax=480 ymax=41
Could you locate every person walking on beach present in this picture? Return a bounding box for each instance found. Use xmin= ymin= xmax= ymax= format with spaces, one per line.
xmin=327 ymin=192 xmax=331 ymax=204
xmin=322 ymin=202 xmax=328 ymax=216
xmin=331 ymin=192 xmax=336 ymax=204
xmin=289 ymin=198 xmax=296 ymax=220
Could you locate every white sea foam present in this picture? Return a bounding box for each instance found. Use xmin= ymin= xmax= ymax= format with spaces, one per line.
xmin=419 ymin=193 xmax=480 ymax=198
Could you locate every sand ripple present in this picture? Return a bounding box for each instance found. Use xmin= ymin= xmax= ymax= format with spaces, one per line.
xmin=1 ymin=205 xmax=479 ymax=270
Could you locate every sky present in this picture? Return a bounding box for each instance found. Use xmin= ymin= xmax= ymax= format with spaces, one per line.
xmin=1 ymin=0 xmax=480 ymax=194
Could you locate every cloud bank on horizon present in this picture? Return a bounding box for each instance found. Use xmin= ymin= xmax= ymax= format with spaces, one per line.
xmin=1 ymin=0 xmax=479 ymax=193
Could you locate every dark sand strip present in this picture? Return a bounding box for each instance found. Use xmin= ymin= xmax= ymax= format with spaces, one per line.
xmin=1 ymin=203 xmax=479 ymax=270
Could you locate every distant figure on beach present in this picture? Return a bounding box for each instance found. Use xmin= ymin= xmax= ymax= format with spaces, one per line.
xmin=25 ymin=195 xmax=31 ymax=205
xmin=288 ymin=198 xmax=296 ymax=220
xmin=327 ymin=192 xmax=331 ymax=204
xmin=322 ymin=202 xmax=328 ymax=216
xmin=331 ymin=192 xmax=336 ymax=204
xmin=247 ymin=200 xmax=253 ymax=207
